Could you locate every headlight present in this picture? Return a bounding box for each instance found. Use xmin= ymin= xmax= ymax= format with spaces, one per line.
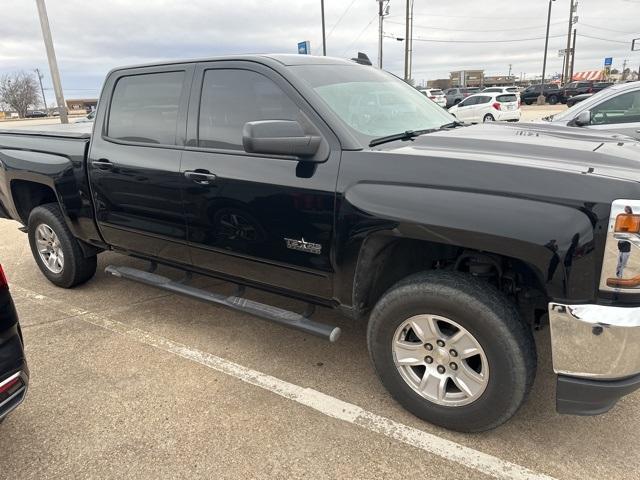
xmin=600 ymin=200 xmax=640 ymax=290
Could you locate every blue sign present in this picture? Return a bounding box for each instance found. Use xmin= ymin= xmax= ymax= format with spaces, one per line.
xmin=604 ymin=57 xmax=613 ymax=66
xmin=297 ymin=41 xmax=310 ymax=55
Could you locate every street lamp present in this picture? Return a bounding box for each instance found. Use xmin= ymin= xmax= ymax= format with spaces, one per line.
xmin=538 ymin=0 xmax=556 ymax=105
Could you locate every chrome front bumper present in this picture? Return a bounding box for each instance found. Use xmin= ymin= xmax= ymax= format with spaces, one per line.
xmin=549 ymin=302 xmax=640 ymax=379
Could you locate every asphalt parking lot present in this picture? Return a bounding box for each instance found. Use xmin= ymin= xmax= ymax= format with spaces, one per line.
xmin=0 ymin=216 xmax=638 ymax=480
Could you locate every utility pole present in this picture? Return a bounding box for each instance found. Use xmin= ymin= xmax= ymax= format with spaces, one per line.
xmin=403 ymin=0 xmax=413 ymax=81
xmin=622 ymin=59 xmax=628 ymax=80
xmin=569 ymin=28 xmax=577 ymax=82
xmin=538 ymin=0 xmax=555 ymax=105
xmin=321 ymin=0 xmax=326 ymax=55
xmin=508 ymin=64 xmax=513 ymax=78
xmin=35 ymin=0 xmax=68 ymax=123
xmin=34 ymin=68 xmax=48 ymax=113
xmin=563 ymin=0 xmax=575 ymax=85
xmin=378 ymin=0 xmax=384 ymax=68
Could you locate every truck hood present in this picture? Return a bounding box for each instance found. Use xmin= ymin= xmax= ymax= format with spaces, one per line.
xmin=380 ymin=122 xmax=640 ymax=182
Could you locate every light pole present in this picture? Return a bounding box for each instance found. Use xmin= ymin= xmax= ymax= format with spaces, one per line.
xmin=34 ymin=68 xmax=47 ymax=113
xmin=321 ymin=0 xmax=326 ymax=55
xmin=538 ymin=0 xmax=555 ymax=105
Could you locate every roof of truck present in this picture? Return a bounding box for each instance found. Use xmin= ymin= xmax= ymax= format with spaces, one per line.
xmin=108 ymin=54 xmax=357 ymax=73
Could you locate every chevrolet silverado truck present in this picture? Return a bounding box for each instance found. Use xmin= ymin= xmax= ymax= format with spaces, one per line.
xmin=1 ymin=55 xmax=640 ymax=432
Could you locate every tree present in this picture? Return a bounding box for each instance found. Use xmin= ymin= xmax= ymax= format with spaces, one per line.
xmin=0 ymin=71 xmax=41 ymax=118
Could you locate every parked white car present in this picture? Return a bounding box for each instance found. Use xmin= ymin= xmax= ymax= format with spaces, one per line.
xmin=418 ymin=88 xmax=447 ymax=108
xmin=482 ymin=86 xmax=521 ymax=102
xmin=448 ymin=92 xmax=521 ymax=123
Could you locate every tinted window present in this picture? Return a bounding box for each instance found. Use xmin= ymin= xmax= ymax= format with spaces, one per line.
xmin=483 ymin=88 xmax=501 ymax=93
xmin=198 ymin=69 xmax=298 ymax=150
xmin=475 ymin=96 xmax=491 ymax=104
xmin=430 ymin=89 xmax=444 ymax=95
xmin=578 ymin=82 xmax=592 ymax=88
xmin=497 ymin=94 xmax=518 ymax=103
xmin=506 ymin=87 xmax=518 ymax=92
xmin=591 ymin=90 xmax=640 ymax=125
xmin=108 ymin=71 xmax=184 ymax=145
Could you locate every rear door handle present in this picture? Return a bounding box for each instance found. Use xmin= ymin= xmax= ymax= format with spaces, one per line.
xmin=184 ymin=170 xmax=217 ymax=185
xmin=91 ymin=159 xmax=114 ymax=170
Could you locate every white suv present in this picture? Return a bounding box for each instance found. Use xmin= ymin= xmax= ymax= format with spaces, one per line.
xmin=448 ymin=92 xmax=521 ymax=123
xmin=482 ymin=86 xmax=521 ymax=101
xmin=418 ymin=88 xmax=447 ymax=108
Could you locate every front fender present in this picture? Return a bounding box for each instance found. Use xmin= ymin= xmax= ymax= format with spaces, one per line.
xmin=342 ymin=182 xmax=602 ymax=303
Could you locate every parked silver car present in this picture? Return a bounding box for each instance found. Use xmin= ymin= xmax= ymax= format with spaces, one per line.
xmin=544 ymin=82 xmax=640 ymax=140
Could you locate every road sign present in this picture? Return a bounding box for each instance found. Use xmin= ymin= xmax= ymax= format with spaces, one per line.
xmin=604 ymin=57 xmax=613 ymax=66
xmin=633 ymin=38 xmax=640 ymax=51
xmin=558 ymin=49 xmax=566 ymax=57
xmin=297 ymin=41 xmax=310 ymax=55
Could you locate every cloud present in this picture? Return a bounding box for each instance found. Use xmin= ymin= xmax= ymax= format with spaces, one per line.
xmin=1 ymin=0 xmax=638 ymax=103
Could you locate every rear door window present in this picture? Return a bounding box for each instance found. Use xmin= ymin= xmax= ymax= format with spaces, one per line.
xmin=474 ymin=96 xmax=491 ymax=105
xmin=108 ymin=71 xmax=185 ymax=145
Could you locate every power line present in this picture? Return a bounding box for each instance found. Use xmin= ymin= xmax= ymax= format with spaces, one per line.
xmin=576 ymin=33 xmax=630 ymax=44
xmin=386 ymin=19 xmax=566 ymax=33
xmin=384 ymin=32 xmax=566 ymax=43
xmin=578 ymin=22 xmax=640 ymax=36
xmin=341 ymin=14 xmax=378 ymax=56
xmin=326 ymin=0 xmax=358 ymax=39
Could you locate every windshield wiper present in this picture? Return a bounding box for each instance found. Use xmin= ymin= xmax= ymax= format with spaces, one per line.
xmin=438 ymin=120 xmax=465 ymax=129
xmin=369 ymin=128 xmax=436 ymax=147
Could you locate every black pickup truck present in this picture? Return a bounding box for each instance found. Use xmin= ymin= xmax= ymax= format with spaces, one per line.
xmin=1 ymin=55 xmax=640 ymax=432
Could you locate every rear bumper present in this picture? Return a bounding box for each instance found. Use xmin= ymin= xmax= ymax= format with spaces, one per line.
xmin=496 ymin=110 xmax=521 ymax=121
xmin=549 ymin=302 xmax=640 ymax=415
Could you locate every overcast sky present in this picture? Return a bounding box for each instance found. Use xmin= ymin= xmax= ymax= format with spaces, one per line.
xmin=2 ymin=0 xmax=639 ymax=104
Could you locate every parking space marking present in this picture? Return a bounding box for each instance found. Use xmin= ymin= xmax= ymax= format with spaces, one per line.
xmin=13 ymin=285 xmax=557 ymax=480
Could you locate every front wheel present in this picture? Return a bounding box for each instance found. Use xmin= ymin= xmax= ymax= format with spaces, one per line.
xmin=524 ymin=99 xmax=533 ymax=105
xmin=547 ymin=95 xmax=558 ymax=105
xmin=367 ymin=271 xmax=536 ymax=432
xmin=28 ymin=203 xmax=97 ymax=288
xmin=483 ymin=114 xmax=495 ymax=122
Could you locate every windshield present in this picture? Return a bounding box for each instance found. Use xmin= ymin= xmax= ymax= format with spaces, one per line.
xmin=291 ymin=64 xmax=454 ymax=143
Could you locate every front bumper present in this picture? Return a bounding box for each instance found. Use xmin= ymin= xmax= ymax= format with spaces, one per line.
xmin=549 ymin=302 xmax=640 ymax=414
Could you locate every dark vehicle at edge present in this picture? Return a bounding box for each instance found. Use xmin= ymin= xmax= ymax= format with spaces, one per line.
xmin=0 ymin=264 xmax=28 ymax=422
xmin=566 ymin=93 xmax=592 ymax=107
xmin=1 ymin=54 xmax=639 ymax=433
xmin=521 ymin=83 xmax=562 ymax=105
xmin=24 ymin=111 xmax=47 ymax=118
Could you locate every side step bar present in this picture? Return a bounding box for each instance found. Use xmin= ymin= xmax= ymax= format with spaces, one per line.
xmin=105 ymin=265 xmax=341 ymax=342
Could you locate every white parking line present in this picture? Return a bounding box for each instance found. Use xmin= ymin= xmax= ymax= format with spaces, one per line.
xmin=13 ymin=285 xmax=557 ymax=480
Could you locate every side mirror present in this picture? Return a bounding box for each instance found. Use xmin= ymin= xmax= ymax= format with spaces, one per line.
xmin=242 ymin=120 xmax=321 ymax=159
xmin=572 ymin=110 xmax=592 ymax=127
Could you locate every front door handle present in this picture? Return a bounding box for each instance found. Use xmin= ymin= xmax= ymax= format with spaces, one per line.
xmin=184 ymin=170 xmax=217 ymax=185
xmin=91 ymin=159 xmax=114 ymax=170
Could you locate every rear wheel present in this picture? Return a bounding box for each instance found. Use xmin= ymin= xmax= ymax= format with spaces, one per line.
xmin=482 ymin=114 xmax=495 ymax=122
xmin=28 ymin=204 xmax=97 ymax=288
xmin=547 ymin=95 xmax=558 ymax=105
xmin=524 ymin=99 xmax=533 ymax=105
xmin=367 ymin=271 xmax=536 ymax=432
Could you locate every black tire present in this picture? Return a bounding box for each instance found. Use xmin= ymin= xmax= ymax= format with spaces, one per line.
xmin=482 ymin=114 xmax=495 ymax=123
xmin=547 ymin=95 xmax=558 ymax=105
xmin=367 ymin=271 xmax=536 ymax=432
xmin=524 ymin=99 xmax=533 ymax=106
xmin=27 ymin=203 xmax=97 ymax=288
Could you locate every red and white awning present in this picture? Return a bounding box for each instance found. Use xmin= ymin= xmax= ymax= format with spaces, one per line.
xmin=572 ymin=70 xmax=605 ymax=81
